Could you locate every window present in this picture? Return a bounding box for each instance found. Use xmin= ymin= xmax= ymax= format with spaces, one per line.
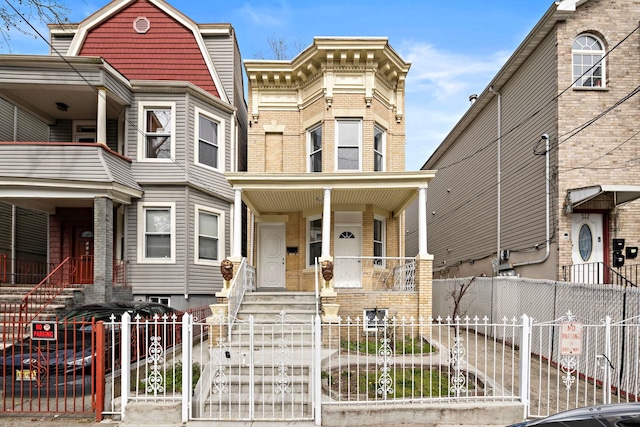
xmin=308 ymin=216 xmax=322 ymax=266
xmin=374 ymin=125 xmax=385 ymax=171
xmin=148 ymin=296 xmax=170 ymax=306
xmin=373 ymin=216 xmax=385 ymax=265
xmin=572 ymin=34 xmax=605 ymax=88
xmin=195 ymin=108 xmax=225 ymax=171
xmin=308 ymin=124 xmax=322 ymax=172
xmin=195 ymin=206 xmax=224 ymax=264
xmin=336 ymin=119 xmax=361 ymax=171
xmin=137 ymin=202 xmax=175 ymax=263
xmin=363 ymin=308 xmax=388 ymax=331
xmin=138 ymin=102 xmax=175 ymax=161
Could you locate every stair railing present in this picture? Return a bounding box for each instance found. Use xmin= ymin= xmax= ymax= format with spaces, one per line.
xmin=19 ymin=256 xmax=77 ymax=327
xmin=226 ymin=258 xmax=255 ymax=340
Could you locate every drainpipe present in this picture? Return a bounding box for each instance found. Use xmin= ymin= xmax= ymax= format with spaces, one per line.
xmin=11 ymin=205 xmax=16 ymax=285
xmin=513 ymin=134 xmax=551 ymax=267
xmin=489 ymin=87 xmax=501 ymax=269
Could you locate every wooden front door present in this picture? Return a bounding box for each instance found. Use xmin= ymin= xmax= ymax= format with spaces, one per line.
xmin=73 ymin=227 xmax=94 ymax=284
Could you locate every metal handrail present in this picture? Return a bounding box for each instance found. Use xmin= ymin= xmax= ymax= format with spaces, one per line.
xmin=226 ymin=258 xmax=255 ymax=340
xmin=562 ymin=261 xmax=636 ymax=286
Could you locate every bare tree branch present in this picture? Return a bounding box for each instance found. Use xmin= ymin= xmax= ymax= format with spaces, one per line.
xmin=1 ymin=0 xmax=71 ymax=51
xmin=446 ymin=276 xmax=476 ymax=319
xmin=253 ymin=33 xmax=304 ymax=60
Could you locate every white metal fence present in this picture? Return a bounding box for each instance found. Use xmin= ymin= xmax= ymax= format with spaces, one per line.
xmin=104 ymin=300 xmax=640 ymax=423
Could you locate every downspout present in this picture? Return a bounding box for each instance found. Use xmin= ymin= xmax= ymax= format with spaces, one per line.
xmin=11 ymin=205 xmax=16 ymax=285
xmin=489 ymin=87 xmax=501 ymax=269
xmin=513 ymin=134 xmax=551 ymax=267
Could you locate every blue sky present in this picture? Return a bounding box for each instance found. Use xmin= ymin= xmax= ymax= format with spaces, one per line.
xmin=4 ymin=0 xmax=553 ymax=170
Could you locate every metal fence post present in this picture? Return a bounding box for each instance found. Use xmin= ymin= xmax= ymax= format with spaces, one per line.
xmin=519 ymin=314 xmax=531 ymax=419
xmin=120 ymin=312 xmax=131 ymax=421
xmin=182 ymin=313 xmax=192 ymax=423
xmin=314 ymin=315 xmax=322 ymax=426
xmin=603 ymin=315 xmax=611 ymax=405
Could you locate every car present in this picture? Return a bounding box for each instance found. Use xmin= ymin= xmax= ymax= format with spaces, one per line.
xmin=60 ymin=301 xmax=180 ymax=325
xmin=507 ymin=403 xmax=640 ymax=426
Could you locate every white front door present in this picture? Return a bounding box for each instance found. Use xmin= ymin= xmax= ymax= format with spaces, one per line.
xmin=334 ymin=225 xmax=362 ymax=288
xmin=258 ymin=223 xmax=286 ymax=289
xmin=571 ymin=213 xmax=604 ymax=283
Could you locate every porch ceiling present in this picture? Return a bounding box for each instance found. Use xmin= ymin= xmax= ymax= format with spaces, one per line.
xmin=567 ymin=184 xmax=640 ymax=212
xmin=225 ymin=171 xmax=436 ymax=217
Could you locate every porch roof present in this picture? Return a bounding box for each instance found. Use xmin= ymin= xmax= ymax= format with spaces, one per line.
xmin=225 ymin=171 xmax=436 ymax=217
xmin=0 ymin=142 xmax=143 ymax=213
xmin=567 ymin=185 xmax=640 ymax=212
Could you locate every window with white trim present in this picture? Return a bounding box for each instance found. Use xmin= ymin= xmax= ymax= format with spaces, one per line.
xmin=307 ymin=216 xmax=322 ymax=267
xmin=374 ymin=125 xmax=385 ymax=172
xmin=572 ymin=34 xmax=605 ymax=88
xmin=336 ymin=119 xmax=361 ymax=171
xmin=148 ymin=296 xmax=170 ymax=306
xmin=138 ymin=203 xmax=175 ymax=263
xmin=308 ymin=124 xmax=322 ymax=172
xmin=373 ymin=216 xmax=385 ymax=266
xmin=195 ymin=205 xmax=225 ymax=264
xmin=195 ymin=108 xmax=225 ymax=171
xmin=138 ymin=102 xmax=175 ymax=161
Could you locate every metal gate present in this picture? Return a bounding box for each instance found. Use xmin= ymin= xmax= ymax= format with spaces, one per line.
xmin=191 ymin=312 xmax=318 ymax=421
xmin=526 ymin=311 xmax=640 ymax=419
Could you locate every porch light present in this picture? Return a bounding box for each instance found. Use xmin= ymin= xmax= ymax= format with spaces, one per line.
xmin=56 ymin=102 xmax=69 ymax=111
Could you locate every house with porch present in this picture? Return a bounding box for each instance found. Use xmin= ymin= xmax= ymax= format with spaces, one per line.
xmin=223 ymin=37 xmax=435 ymax=321
xmin=0 ymin=0 xmax=247 ymax=312
xmin=410 ymin=0 xmax=640 ymax=286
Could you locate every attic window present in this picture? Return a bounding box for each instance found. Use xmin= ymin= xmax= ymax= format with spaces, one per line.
xmin=133 ymin=17 xmax=150 ymax=34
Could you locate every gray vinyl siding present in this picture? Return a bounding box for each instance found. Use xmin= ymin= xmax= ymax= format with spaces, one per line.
xmin=128 ymin=94 xmax=188 ymax=182
xmin=16 ymin=108 xmax=48 ymax=142
xmin=126 ymin=187 xmax=187 ymax=295
xmin=203 ymin=34 xmax=234 ymax=104
xmin=498 ymin=32 xmax=558 ymax=252
xmin=15 ymin=207 xmax=47 ymax=257
xmin=426 ymin=31 xmax=558 ymax=272
xmin=50 ymin=34 xmax=74 ymax=55
xmin=50 ymin=119 xmax=73 ymax=142
xmin=0 ymin=66 xmax=104 ymax=87
xmin=234 ymin=39 xmax=248 ymax=172
xmin=186 ymin=189 xmax=229 ymax=294
xmin=188 ymin=97 xmax=235 ymax=201
xmin=0 ymin=202 xmax=11 ymax=254
xmin=0 ymin=97 xmax=14 ymax=141
xmin=404 ymin=199 xmax=418 ymax=257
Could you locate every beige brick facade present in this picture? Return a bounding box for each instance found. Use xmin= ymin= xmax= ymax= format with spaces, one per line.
xmin=235 ymin=37 xmax=435 ymax=320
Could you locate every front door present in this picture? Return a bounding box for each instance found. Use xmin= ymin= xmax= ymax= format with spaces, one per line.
xmin=571 ymin=213 xmax=604 ymax=283
xmin=334 ymin=225 xmax=362 ymax=288
xmin=73 ymin=227 xmax=94 ymax=284
xmin=258 ymin=223 xmax=285 ymax=289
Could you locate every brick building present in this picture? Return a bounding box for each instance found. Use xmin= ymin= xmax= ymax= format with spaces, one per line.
xmin=231 ymin=37 xmax=435 ymax=320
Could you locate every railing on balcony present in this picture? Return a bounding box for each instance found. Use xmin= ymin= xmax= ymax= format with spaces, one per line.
xmin=0 ymin=254 xmax=54 ymax=285
xmin=113 ymin=259 xmax=129 ymax=286
xmin=562 ymin=261 xmax=636 ymax=287
xmin=333 ymin=256 xmax=416 ymax=291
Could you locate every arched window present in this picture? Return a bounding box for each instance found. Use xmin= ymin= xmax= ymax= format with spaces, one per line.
xmin=572 ymin=34 xmax=605 ymax=87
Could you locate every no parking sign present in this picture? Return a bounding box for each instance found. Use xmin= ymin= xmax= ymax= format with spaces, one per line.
xmin=560 ymin=322 xmax=583 ymax=356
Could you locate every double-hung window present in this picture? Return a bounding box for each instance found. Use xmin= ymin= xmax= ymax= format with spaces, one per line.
xmin=373 ymin=216 xmax=385 ymax=266
xmin=138 ymin=102 xmax=175 ymax=161
xmin=374 ymin=125 xmax=385 ymax=172
xmin=195 ymin=108 xmax=225 ymax=171
xmin=195 ymin=205 xmax=224 ymax=264
xmin=336 ymin=119 xmax=361 ymax=171
xmin=308 ymin=216 xmax=322 ymax=267
xmin=138 ymin=202 xmax=175 ymax=263
xmin=308 ymin=124 xmax=322 ymax=172
xmin=572 ymin=34 xmax=605 ymax=88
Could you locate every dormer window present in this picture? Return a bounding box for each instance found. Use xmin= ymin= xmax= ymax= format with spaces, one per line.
xmin=572 ymin=34 xmax=605 ymax=88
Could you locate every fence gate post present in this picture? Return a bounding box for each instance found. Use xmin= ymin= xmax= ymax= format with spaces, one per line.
xmin=314 ymin=315 xmax=322 ymax=426
xmin=603 ymin=316 xmax=611 ymax=405
xmin=120 ymin=312 xmax=131 ymax=421
xmin=519 ymin=314 xmax=531 ymax=419
xmin=181 ymin=313 xmax=192 ymax=423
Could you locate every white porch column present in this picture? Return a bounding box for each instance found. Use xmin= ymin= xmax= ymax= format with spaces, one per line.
xmin=97 ymin=87 xmax=107 ymax=146
xmin=321 ymin=188 xmax=332 ymax=258
xmin=231 ymin=188 xmax=242 ymax=260
xmin=418 ymin=186 xmax=428 ymax=256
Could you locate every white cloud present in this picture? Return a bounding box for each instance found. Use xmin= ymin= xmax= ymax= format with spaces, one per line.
xmin=238 ymin=2 xmax=289 ymax=27
xmin=399 ymin=41 xmax=508 ymax=169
